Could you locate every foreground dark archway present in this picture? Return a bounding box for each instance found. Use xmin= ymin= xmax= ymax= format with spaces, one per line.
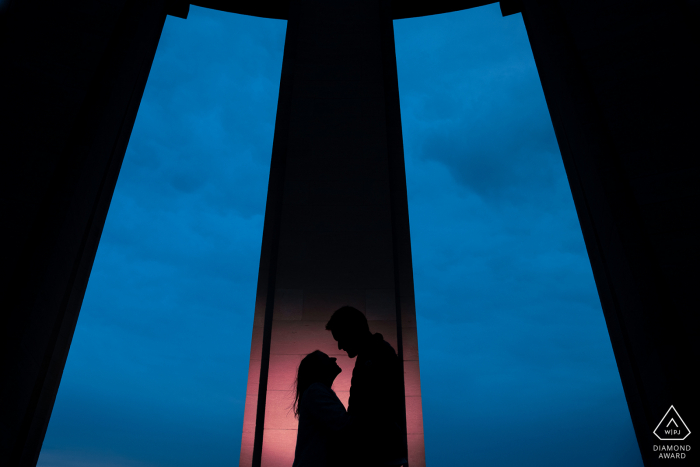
xmin=1 ymin=1 xmax=697 ymax=466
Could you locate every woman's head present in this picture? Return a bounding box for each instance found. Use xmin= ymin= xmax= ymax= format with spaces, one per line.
xmin=292 ymin=350 xmax=342 ymax=418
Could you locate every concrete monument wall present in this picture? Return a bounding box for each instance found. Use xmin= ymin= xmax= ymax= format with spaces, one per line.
xmin=239 ymin=0 xmax=423 ymax=465
xmin=517 ymin=2 xmax=699 ymax=465
xmin=0 ymin=1 xmax=171 ymax=465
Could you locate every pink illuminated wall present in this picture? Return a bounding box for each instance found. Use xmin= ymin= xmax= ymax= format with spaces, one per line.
xmin=239 ymin=0 xmax=424 ymax=466
xmin=241 ymin=292 xmax=424 ymax=467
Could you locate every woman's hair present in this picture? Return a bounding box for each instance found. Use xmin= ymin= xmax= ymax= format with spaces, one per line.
xmin=292 ymin=350 xmax=328 ymax=418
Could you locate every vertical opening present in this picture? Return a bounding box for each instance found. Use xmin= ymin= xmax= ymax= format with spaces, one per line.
xmin=393 ymin=4 xmax=641 ymax=466
xmin=37 ymin=7 xmax=286 ymax=466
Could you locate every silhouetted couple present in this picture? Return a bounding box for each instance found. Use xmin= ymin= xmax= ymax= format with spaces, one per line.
xmin=292 ymin=306 xmax=407 ymax=467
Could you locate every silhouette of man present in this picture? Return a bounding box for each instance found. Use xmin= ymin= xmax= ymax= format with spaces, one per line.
xmin=326 ymin=306 xmax=406 ymax=467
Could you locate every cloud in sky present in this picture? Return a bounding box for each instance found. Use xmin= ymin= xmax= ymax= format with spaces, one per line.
xmin=39 ymin=4 xmax=641 ymax=467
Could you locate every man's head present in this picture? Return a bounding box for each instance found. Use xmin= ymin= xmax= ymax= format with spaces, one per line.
xmin=326 ymin=306 xmax=371 ymax=358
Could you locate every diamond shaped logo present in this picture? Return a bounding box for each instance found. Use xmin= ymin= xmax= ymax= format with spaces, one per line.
xmin=654 ymin=406 xmax=691 ymax=441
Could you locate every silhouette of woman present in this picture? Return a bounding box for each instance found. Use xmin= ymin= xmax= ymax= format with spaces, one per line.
xmin=292 ymin=350 xmax=349 ymax=467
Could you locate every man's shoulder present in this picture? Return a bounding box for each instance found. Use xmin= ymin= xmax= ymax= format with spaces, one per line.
xmin=371 ymin=333 xmax=398 ymax=359
xmin=357 ymin=333 xmax=398 ymax=370
xmin=353 ymin=333 xmax=399 ymax=379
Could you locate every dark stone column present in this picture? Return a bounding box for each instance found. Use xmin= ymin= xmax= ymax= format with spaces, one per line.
xmin=240 ymin=0 xmax=425 ymax=465
xmin=520 ymin=1 xmax=699 ymax=465
xmin=0 ymin=1 xmax=168 ymax=465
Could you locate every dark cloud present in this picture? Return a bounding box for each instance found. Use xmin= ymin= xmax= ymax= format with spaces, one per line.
xmin=397 ymin=7 xmax=561 ymax=205
xmin=39 ymin=4 xmax=641 ymax=467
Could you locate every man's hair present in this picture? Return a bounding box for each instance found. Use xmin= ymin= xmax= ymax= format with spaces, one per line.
xmin=326 ymin=306 xmax=370 ymax=334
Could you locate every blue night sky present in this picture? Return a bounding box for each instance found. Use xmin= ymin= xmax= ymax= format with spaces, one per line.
xmin=38 ymin=4 xmax=642 ymax=467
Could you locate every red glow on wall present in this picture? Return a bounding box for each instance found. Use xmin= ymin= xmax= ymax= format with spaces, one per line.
xmin=240 ymin=296 xmax=424 ymax=467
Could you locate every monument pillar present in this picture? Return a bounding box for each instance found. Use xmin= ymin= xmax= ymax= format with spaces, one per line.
xmin=517 ymin=1 xmax=699 ymax=465
xmin=240 ymin=0 xmax=424 ymax=466
xmin=0 ymin=1 xmax=182 ymax=465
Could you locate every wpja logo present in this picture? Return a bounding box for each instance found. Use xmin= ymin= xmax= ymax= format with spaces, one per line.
xmin=653 ymin=405 xmax=691 ymax=460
